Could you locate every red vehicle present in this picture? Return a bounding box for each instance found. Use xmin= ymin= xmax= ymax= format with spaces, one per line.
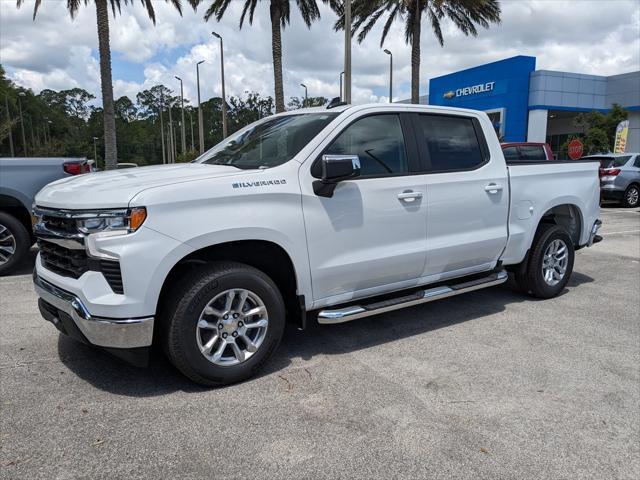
xmin=501 ymin=142 xmax=554 ymax=162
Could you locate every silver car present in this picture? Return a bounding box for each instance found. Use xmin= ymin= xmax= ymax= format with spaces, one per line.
xmin=584 ymin=153 xmax=640 ymax=208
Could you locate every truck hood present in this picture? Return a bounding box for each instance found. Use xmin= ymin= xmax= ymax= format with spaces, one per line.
xmin=35 ymin=163 xmax=253 ymax=209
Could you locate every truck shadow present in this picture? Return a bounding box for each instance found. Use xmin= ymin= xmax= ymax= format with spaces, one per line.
xmin=56 ymin=271 xmax=594 ymax=396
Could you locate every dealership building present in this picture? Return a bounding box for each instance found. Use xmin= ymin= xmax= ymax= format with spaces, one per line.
xmin=427 ymin=56 xmax=640 ymax=157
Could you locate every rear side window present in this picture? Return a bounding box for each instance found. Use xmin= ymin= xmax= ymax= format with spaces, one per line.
xmin=323 ymin=114 xmax=409 ymax=177
xmin=417 ymin=115 xmax=484 ymax=171
xmin=519 ymin=145 xmax=547 ymax=161
xmin=502 ymin=146 xmax=519 ymax=161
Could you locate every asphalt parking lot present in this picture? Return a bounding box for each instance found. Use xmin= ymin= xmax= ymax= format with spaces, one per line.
xmin=1 ymin=207 xmax=638 ymax=479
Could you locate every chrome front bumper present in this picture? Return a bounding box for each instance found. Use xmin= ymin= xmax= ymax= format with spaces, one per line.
xmin=33 ymin=273 xmax=154 ymax=349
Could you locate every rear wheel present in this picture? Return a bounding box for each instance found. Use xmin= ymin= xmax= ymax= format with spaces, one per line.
xmin=162 ymin=262 xmax=285 ymax=386
xmin=623 ymin=184 xmax=639 ymax=208
xmin=515 ymin=224 xmax=574 ymax=299
xmin=0 ymin=212 xmax=30 ymax=276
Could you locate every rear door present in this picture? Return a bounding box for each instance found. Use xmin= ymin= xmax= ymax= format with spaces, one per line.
xmin=413 ymin=113 xmax=509 ymax=281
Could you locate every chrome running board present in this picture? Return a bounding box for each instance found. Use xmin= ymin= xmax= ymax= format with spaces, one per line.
xmin=317 ymin=270 xmax=508 ymax=324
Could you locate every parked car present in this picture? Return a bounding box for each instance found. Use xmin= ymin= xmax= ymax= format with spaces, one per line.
xmin=501 ymin=142 xmax=554 ymax=162
xmin=0 ymin=157 xmax=90 ymax=275
xmin=32 ymin=104 xmax=601 ymax=385
xmin=583 ymin=153 xmax=640 ymax=208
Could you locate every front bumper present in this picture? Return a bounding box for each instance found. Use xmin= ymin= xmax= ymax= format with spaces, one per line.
xmin=33 ymin=272 xmax=154 ymax=350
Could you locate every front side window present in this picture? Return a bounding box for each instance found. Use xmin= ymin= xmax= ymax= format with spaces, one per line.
xmin=197 ymin=113 xmax=337 ymax=169
xmin=323 ymin=114 xmax=409 ymax=177
xmin=417 ymin=115 xmax=484 ymax=171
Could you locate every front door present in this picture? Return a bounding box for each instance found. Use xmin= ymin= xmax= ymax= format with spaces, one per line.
xmin=300 ymin=113 xmax=428 ymax=306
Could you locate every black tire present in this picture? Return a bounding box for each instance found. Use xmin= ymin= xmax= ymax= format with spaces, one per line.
xmin=622 ymin=184 xmax=640 ymax=208
xmin=515 ymin=223 xmax=575 ymax=299
xmin=0 ymin=212 xmax=30 ymax=276
xmin=162 ymin=261 xmax=285 ymax=386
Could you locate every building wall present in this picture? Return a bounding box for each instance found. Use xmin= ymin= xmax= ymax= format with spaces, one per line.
xmin=528 ymin=71 xmax=607 ymax=111
xmin=627 ymin=111 xmax=640 ymax=153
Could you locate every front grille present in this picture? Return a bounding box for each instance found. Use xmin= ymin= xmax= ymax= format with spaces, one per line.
xmin=38 ymin=240 xmax=89 ymax=279
xmin=100 ymin=260 xmax=124 ymax=294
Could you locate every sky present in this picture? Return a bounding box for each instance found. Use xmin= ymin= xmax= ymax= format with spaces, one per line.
xmin=0 ymin=0 xmax=639 ymax=107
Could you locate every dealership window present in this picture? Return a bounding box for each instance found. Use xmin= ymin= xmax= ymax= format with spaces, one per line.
xmin=417 ymin=115 xmax=484 ymax=171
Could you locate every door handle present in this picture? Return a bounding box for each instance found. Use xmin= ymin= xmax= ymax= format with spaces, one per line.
xmin=484 ymin=183 xmax=503 ymax=194
xmin=397 ymin=190 xmax=423 ymax=202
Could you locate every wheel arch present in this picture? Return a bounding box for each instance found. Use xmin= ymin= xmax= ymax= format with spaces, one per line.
xmin=156 ymin=239 xmax=305 ymax=328
xmin=538 ymin=202 xmax=584 ymax=246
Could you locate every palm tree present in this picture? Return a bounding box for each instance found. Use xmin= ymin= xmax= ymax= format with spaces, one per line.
xmin=17 ymin=0 xmax=199 ymax=169
xmin=342 ymin=0 xmax=501 ymax=104
xmin=205 ymin=1 xmax=332 ymax=113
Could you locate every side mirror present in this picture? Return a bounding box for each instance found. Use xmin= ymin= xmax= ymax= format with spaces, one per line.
xmin=313 ymin=154 xmax=361 ymax=197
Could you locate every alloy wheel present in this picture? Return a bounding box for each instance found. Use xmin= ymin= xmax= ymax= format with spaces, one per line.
xmin=0 ymin=224 xmax=16 ymax=266
xmin=626 ymin=186 xmax=639 ymax=207
xmin=195 ymin=288 xmax=269 ymax=366
xmin=542 ymin=239 xmax=568 ymax=286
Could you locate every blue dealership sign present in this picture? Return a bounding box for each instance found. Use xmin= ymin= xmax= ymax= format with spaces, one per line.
xmin=429 ymin=56 xmax=536 ymax=141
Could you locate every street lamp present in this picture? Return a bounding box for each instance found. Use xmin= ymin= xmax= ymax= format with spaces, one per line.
xmin=4 ymin=95 xmax=14 ymax=156
xmin=159 ymin=89 xmax=166 ymax=164
xmin=175 ymin=76 xmax=187 ymax=154
xmin=17 ymin=92 xmax=27 ymax=156
xmin=344 ymin=0 xmax=352 ymax=104
xmin=339 ymin=71 xmax=344 ymax=101
xmin=188 ymin=108 xmax=195 ymax=152
xmin=300 ymin=83 xmax=308 ymax=107
xmin=196 ymin=60 xmax=205 ymax=154
xmin=211 ymin=31 xmax=228 ymax=139
xmin=92 ymin=136 xmax=99 ymax=168
xmin=383 ymin=49 xmax=393 ymax=103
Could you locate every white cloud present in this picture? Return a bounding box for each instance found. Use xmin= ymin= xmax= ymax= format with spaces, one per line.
xmin=1 ymin=0 xmax=639 ymax=107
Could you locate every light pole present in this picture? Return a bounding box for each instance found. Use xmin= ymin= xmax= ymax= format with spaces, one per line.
xmin=4 ymin=94 xmax=14 ymax=157
xmin=189 ymin=108 xmax=195 ymax=152
xmin=175 ymin=76 xmax=187 ymax=154
xmin=93 ymin=136 xmax=98 ymax=168
xmin=168 ymin=103 xmax=175 ymax=163
xmin=17 ymin=92 xmax=27 ymax=156
xmin=384 ymin=49 xmax=393 ymax=103
xmin=300 ymin=83 xmax=308 ymax=107
xmin=339 ymin=71 xmax=344 ymax=101
xmin=211 ymin=32 xmax=228 ymax=139
xmin=344 ymin=0 xmax=352 ymax=104
xmin=196 ymin=60 xmax=205 ymax=154
xmin=159 ymin=90 xmax=166 ymax=164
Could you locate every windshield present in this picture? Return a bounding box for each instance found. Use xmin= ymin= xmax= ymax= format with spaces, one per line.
xmin=588 ymin=155 xmax=631 ymax=168
xmin=196 ymin=113 xmax=338 ymax=169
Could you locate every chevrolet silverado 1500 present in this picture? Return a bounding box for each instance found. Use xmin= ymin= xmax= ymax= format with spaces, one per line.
xmin=32 ymin=104 xmax=602 ymax=385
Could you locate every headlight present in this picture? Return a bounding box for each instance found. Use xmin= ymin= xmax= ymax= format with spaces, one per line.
xmin=76 ymin=207 xmax=147 ymax=234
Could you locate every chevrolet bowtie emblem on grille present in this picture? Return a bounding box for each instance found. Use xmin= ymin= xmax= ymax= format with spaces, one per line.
xmin=443 ymin=90 xmax=456 ymax=99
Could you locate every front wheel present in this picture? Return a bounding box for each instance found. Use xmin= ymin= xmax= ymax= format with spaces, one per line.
xmin=162 ymin=262 xmax=285 ymax=386
xmin=515 ymin=224 xmax=575 ymax=299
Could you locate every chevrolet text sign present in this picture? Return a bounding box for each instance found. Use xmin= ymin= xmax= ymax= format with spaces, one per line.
xmin=444 ymin=82 xmax=496 ymax=99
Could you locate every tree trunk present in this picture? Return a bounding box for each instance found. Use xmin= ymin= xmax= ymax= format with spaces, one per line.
xmin=411 ymin=0 xmax=422 ymax=104
xmin=270 ymin=2 xmax=285 ymax=113
xmin=95 ymin=0 xmax=118 ymax=169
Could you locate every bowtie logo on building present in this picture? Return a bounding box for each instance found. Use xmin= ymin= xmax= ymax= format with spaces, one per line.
xmin=443 ymin=91 xmax=456 ymax=99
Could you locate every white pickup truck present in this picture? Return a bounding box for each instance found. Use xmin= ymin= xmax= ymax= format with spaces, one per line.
xmin=32 ymin=104 xmax=602 ymax=385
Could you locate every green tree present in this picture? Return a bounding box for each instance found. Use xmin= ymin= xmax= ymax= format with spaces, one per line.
xmin=204 ymin=0 xmax=332 ymax=113
xmin=114 ymin=96 xmax=138 ymax=122
xmin=18 ymin=0 xmax=199 ymax=169
xmin=339 ymin=0 xmax=501 ymax=104
xmin=566 ymin=104 xmax=629 ymax=155
xmin=287 ymin=95 xmax=328 ymax=109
